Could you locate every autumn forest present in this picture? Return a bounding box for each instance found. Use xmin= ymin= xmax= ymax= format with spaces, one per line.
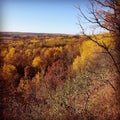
xmin=0 ymin=31 xmax=119 ymax=119
xmin=1 ymin=0 xmax=120 ymax=119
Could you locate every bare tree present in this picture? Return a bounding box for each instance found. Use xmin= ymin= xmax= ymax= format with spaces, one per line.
xmin=77 ymin=0 xmax=120 ymax=74
xmin=76 ymin=1 xmax=120 ymax=118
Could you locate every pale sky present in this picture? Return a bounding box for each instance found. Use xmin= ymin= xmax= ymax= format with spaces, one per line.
xmin=1 ymin=0 xmax=91 ymax=34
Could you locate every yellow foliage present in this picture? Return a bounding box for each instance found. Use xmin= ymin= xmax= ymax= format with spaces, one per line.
xmin=73 ymin=40 xmax=102 ymax=71
xmin=17 ymin=79 xmax=30 ymax=93
xmin=9 ymin=47 xmax=16 ymax=55
xmin=73 ymin=34 xmax=115 ymax=72
xmin=72 ymin=56 xmax=81 ymax=71
xmin=15 ymin=41 xmax=24 ymax=45
xmin=1 ymin=49 xmax=8 ymax=57
xmin=32 ymin=72 xmax=41 ymax=85
xmin=45 ymin=37 xmax=54 ymax=42
xmin=80 ymin=40 xmax=102 ymax=64
xmin=25 ymin=49 xmax=32 ymax=56
xmin=3 ymin=64 xmax=17 ymax=75
xmin=32 ymin=56 xmax=42 ymax=67
xmin=44 ymin=47 xmax=63 ymax=57
xmin=4 ymin=47 xmax=16 ymax=62
xmin=34 ymin=72 xmax=41 ymax=84
xmin=30 ymin=39 xmax=39 ymax=43
xmin=93 ymin=34 xmax=115 ymax=47
xmin=33 ymin=48 xmax=37 ymax=54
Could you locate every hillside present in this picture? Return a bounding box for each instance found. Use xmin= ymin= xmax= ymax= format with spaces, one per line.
xmin=0 ymin=32 xmax=119 ymax=119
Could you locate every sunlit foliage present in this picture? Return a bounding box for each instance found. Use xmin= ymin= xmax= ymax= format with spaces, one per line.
xmin=80 ymin=40 xmax=102 ymax=63
xmin=2 ymin=64 xmax=17 ymax=75
xmin=25 ymin=49 xmax=32 ymax=56
xmin=44 ymin=47 xmax=62 ymax=58
xmin=32 ymin=56 xmax=42 ymax=68
xmin=4 ymin=47 xmax=16 ymax=62
xmin=72 ymin=40 xmax=101 ymax=72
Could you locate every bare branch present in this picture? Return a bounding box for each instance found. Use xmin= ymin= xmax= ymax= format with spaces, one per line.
xmin=76 ymin=6 xmax=97 ymax=24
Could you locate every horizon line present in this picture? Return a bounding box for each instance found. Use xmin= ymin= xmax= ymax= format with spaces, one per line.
xmin=0 ymin=31 xmax=80 ymax=35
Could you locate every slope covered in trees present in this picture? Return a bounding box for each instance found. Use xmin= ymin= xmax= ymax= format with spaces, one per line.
xmin=0 ymin=32 xmax=119 ymax=119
